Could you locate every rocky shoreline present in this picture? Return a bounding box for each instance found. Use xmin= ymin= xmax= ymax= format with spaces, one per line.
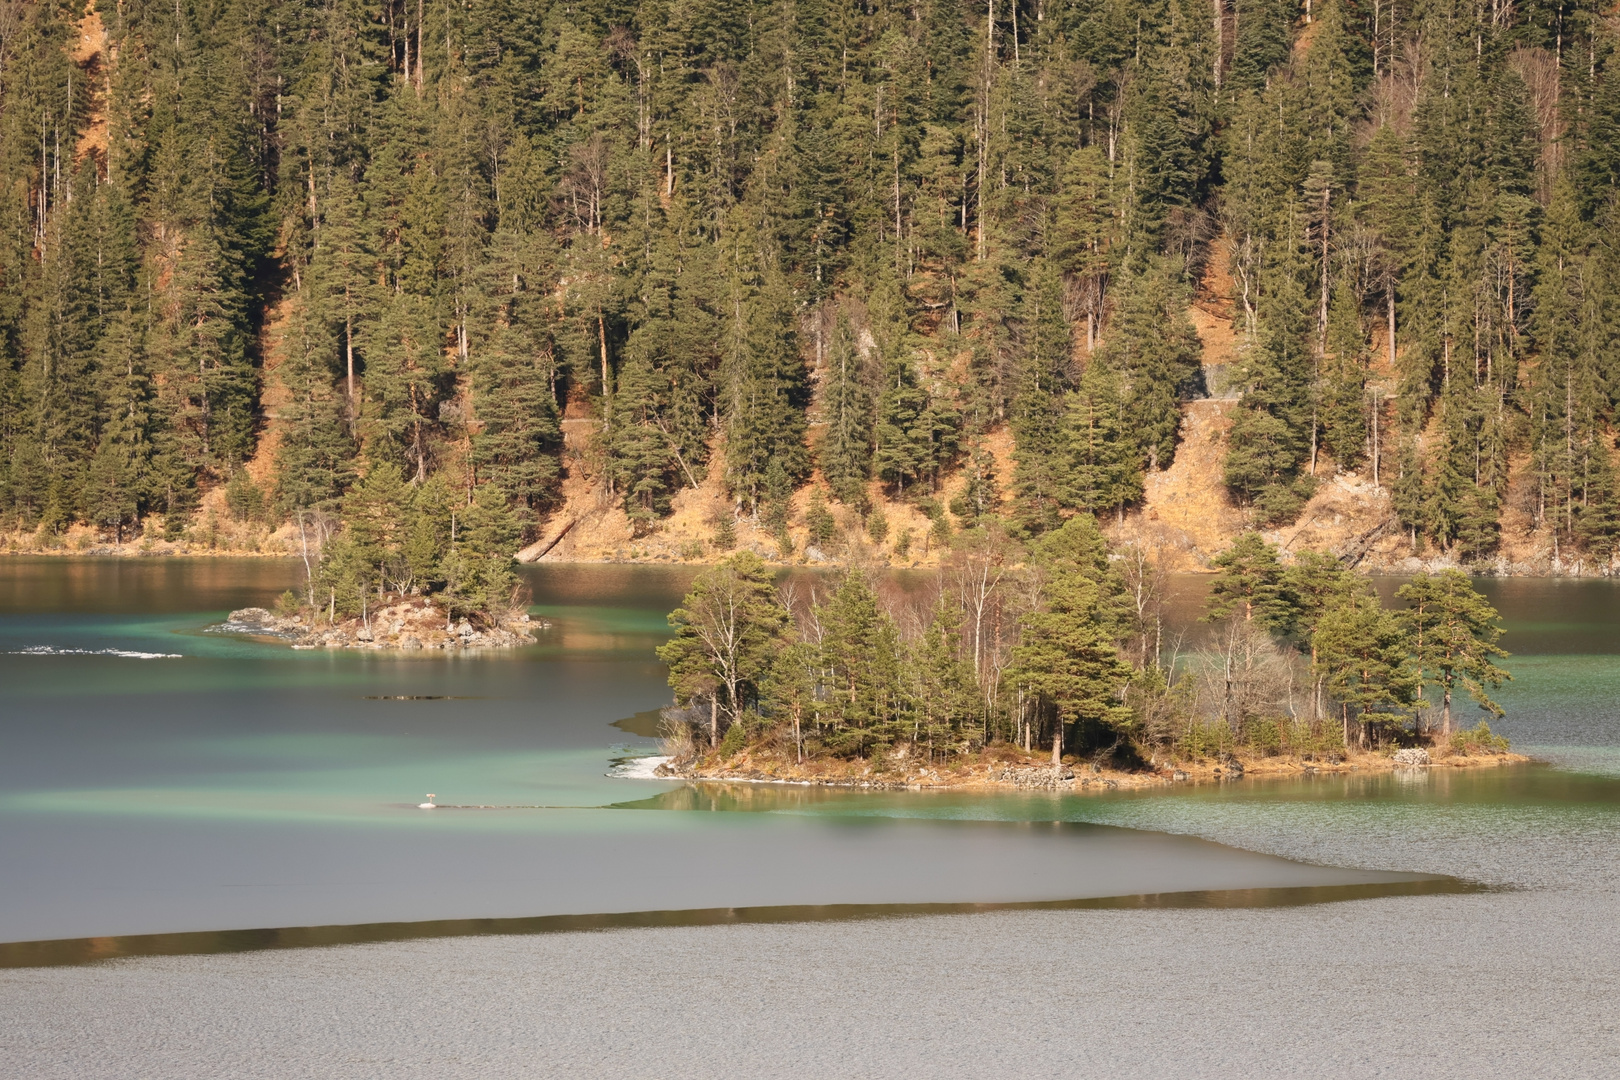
xmin=215 ymin=603 xmax=545 ymax=651
xmin=8 ymin=536 xmax=1620 ymax=579
xmin=651 ymin=746 xmax=1531 ymax=793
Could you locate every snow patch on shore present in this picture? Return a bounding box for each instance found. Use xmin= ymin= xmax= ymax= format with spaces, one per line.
xmin=607 ymin=754 xmax=672 ymax=780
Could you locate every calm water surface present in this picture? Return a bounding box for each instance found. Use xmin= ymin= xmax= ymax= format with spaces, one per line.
xmin=2 ymin=558 xmax=1618 ymax=957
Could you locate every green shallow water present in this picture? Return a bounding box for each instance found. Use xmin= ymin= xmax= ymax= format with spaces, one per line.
xmin=2 ymin=557 xmax=1618 ymax=959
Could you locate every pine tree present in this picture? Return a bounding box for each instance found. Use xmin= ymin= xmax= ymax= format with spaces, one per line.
xmin=1224 ymin=253 xmax=1317 ymax=523
xmin=1313 ymin=592 xmax=1419 ymax=748
xmin=813 ymin=570 xmax=909 ymax=757
xmin=1226 ymin=0 xmax=1295 ymax=95
xmin=817 ymin=313 xmax=874 ymax=504
xmin=1396 ymin=569 xmax=1510 ymax=737
xmin=471 ymin=322 xmax=562 ymax=530
xmin=1099 ymin=259 xmax=1203 ymax=474
xmin=913 ymin=595 xmax=979 ymax=757
xmin=874 ymin=352 xmax=934 ymax=498
xmin=1204 ymin=532 xmax=1294 ymax=629
xmin=274 ymin=304 xmax=357 ymax=514
xmin=1319 ymin=276 xmax=1368 ymax=472
xmin=1065 ymin=356 xmax=1142 ymax=520
xmin=723 ymin=271 xmax=810 ymax=512
xmin=1012 ymin=518 xmax=1135 ymax=763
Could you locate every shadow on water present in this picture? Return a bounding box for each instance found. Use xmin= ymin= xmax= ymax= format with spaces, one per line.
xmin=0 ymin=876 xmax=1484 ymax=970
xmin=610 ymin=708 xmax=666 ymax=739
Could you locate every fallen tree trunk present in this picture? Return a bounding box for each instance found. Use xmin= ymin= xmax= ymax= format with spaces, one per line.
xmin=517 ymin=518 xmax=577 ymax=563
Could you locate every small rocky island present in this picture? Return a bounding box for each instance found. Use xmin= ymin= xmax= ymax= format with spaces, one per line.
xmin=217 ymin=603 xmax=544 ymax=651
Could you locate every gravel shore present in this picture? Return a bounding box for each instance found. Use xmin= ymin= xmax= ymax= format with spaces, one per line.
xmin=4 ymin=776 xmax=1617 ymax=1080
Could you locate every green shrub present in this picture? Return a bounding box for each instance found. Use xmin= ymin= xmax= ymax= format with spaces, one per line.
xmin=711 ymin=514 xmax=737 ymax=550
xmin=806 ymin=489 xmax=837 ymax=549
xmin=1450 ymin=721 xmax=1509 ymax=756
xmin=719 ymin=719 xmax=747 ymax=758
xmin=1247 ymin=717 xmax=1283 ymax=756
xmin=1178 ymin=719 xmax=1235 ymax=759
xmin=867 ymin=506 xmax=889 ymax=543
xmin=1255 ymin=477 xmax=1316 ymax=527
xmin=225 ymin=470 xmax=264 ymax=522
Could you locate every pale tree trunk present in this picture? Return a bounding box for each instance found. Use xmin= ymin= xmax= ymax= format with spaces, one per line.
xmin=710 ymin=696 xmax=719 ymax=747
xmin=345 ymin=308 xmax=355 ymax=422
xmin=1051 ymin=716 xmax=1063 ymax=766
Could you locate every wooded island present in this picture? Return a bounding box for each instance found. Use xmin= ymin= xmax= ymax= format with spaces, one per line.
xmin=656 ymin=524 xmax=1518 ymax=786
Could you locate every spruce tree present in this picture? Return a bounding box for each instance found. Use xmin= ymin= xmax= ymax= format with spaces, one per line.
xmin=1313 ymin=592 xmax=1420 ymax=748
xmin=817 ymin=313 xmax=874 ymax=504
xmin=1396 ymin=569 xmax=1510 ymax=737
xmin=1065 ymin=356 xmax=1141 ymax=521
xmin=1224 ymin=253 xmax=1317 ymax=523
xmin=1012 ymin=520 xmax=1135 ymax=763
xmin=1204 ymin=532 xmax=1294 ymax=629
xmin=812 ymin=570 xmax=908 ymax=756
xmin=874 ymin=353 xmax=934 ymax=499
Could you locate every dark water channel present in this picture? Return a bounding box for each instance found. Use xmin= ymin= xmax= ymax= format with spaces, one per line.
xmin=1 ymin=557 xmax=1617 ymax=963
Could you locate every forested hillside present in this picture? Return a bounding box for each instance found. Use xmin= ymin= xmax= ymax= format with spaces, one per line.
xmin=2 ymin=0 xmax=1619 ymax=575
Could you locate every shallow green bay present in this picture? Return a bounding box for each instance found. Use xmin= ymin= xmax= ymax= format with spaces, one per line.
xmin=2 ymin=558 xmax=1618 ymax=958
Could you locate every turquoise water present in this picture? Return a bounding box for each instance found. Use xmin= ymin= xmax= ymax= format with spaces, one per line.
xmin=2 ymin=558 xmax=1618 ymax=959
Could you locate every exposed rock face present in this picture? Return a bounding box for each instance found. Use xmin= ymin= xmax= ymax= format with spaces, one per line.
xmin=216 ymin=602 xmax=546 ymax=651
xmin=1393 ymin=747 xmax=1432 ymax=767
xmin=214 ymin=607 xmax=301 ymax=639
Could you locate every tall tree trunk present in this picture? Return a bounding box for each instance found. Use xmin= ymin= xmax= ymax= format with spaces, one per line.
xmin=345 ymin=307 xmax=355 ymax=421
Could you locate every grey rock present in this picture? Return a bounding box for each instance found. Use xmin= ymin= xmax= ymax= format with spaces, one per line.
xmin=996 ymin=765 xmax=1075 ymax=790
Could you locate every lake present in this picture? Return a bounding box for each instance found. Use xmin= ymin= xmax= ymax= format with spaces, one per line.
xmin=3 ymin=558 xmax=1619 ymax=963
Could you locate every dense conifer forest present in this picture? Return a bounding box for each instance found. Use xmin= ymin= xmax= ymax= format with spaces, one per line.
xmin=1 ymin=0 xmax=1618 ymax=578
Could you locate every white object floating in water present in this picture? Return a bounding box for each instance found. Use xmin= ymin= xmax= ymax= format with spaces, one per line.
xmin=10 ymin=646 xmax=182 ymax=659
xmin=418 ymin=793 xmax=437 ymax=809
